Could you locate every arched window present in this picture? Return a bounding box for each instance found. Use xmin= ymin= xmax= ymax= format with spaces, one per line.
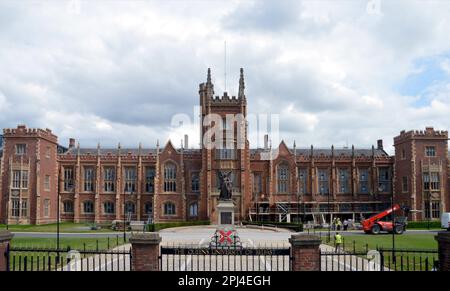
xmin=191 ymin=173 xmax=200 ymax=192
xmin=83 ymin=201 xmax=94 ymax=214
xmin=163 ymin=202 xmax=176 ymax=215
xmin=189 ymin=202 xmax=198 ymax=217
xmin=277 ymin=163 xmax=289 ymax=193
xmin=63 ymin=200 xmax=74 ymax=213
xmin=104 ymin=201 xmax=115 ymax=214
xmin=144 ymin=202 xmax=153 ymax=215
xmin=125 ymin=201 xmax=135 ymax=214
xmin=164 ymin=162 xmax=177 ymax=192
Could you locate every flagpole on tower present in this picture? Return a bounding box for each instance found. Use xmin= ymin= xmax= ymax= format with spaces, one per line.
xmin=224 ymin=40 xmax=227 ymax=92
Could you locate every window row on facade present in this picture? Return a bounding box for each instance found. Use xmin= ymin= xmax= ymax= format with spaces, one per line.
xmin=253 ymin=166 xmax=393 ymax=195
xmin=61 ymin=163 xmax=201 ymax=194
xmin=61 ymin=200 xmax=199 ymax=217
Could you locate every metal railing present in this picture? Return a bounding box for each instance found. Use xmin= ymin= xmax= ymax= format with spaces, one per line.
xmin=7 ymin=245 xmax=132 ymax=271
xmin=320 ymin=246 xmax=439 ymax=271
xmin=159 ymin=244 xmax=291 ymax=271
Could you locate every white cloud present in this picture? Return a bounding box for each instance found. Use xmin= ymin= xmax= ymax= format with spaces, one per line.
xmin=0 ymin=0 xmax=450 ymax=154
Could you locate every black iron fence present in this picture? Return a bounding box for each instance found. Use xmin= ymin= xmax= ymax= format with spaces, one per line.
xmin=160 ymin=245 xmax=291 ymax=271
xmin=378 ymin=248 xmax=439 ymax=271
xmin=6 ymin=245 xmax=132 ymax=271
xmin=320 ymin=247 xmax=439 ymax=271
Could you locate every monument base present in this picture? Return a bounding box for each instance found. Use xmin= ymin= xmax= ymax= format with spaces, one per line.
xmin=217 ymin=200 xmax=235 ymax=226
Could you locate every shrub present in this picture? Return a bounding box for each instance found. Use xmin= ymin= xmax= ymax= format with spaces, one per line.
xmin=406 ymin=221 xmax=442 ymax=229
xmin=242 ymin=221 xmax=303 ymax=232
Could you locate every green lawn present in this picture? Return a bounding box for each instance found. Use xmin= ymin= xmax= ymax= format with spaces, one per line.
xmin=0 ymin=222 xmax=114 ymax=233
xmin=8 ymin=236 xmax=129 ymax=271
xmin=321 ymin=234 xmax=439 ymax=271
xmin=10 ymin=236 xmax=126 ymax=251
xmin=323 ymin=233 xmax=438 ymax=252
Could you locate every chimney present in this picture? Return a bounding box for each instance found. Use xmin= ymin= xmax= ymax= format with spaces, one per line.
xmin=184 ymin=134 xmax=189 ymax=149
xmin=377 ymin=139 xmax=383 ymax=150
xmin=264 ymin=134 xmax=269 ymax=150
xmin=69 ymin=138 xmax=76 ymax=148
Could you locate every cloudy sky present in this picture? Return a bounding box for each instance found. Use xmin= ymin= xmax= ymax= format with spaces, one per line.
xmin=1 ymin=0 xmax=450 ymax=154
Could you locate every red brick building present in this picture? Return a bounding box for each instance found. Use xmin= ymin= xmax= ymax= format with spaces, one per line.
xmin=0 ymin=69 xmax=449 ymax=225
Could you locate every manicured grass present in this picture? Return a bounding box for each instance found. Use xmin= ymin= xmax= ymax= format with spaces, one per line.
xmin=323 ymin=233 xmax=438 ymax=252
xmin=0 ymin=222 xmax=113 ymax=233
xmin=11 ymin=236 xmax=125 ymax=251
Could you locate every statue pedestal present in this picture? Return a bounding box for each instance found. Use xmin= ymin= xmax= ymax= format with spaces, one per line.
xmin=217 ymin=200 xmax=235 ymax=226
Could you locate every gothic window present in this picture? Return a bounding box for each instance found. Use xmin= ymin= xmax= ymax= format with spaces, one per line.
xmin=318 ymin=169 xmax=329 ymax=195
xmin=425 ymin=146 xmax=436 ymax=157
xmin=378 ymin=167 xmax=391 ymax=192
xmin=277 ymin=163 xmax=289 ymax=193
xmin=83 ymin=201 xmax=94 ymax=214
xmin=144 ymin=202 xmax=153 ymax=215
xmin=338 ymin=168 xmax=350 ymax=194
xmin=21 ymin=199 xmax=28 ymax=217
xmin=298 ymin=168 xmax=308 ymax=194
xmin=44 ymin=175 xmax=51 ymax=191
xmin=164 ymin=202 xmax=176 ymax=215
xmin=359 ymin=169 xmax=369 ymax=194
xmin=191 ymin=172 xmax=200 ymax=192
xmin=402 ymin=176 xmax=408 ymax=192
xmin=15 ymin=144 xmax=26 ymax=155
xmin=189 ymin=202 xmax=198 ymax=217
xmin=423 ymin=172 xmax=440 ymax=190
xmin=104 ymin=167 xmax=115 ymax=192
xmin=104 ymin=201 xmax=115 ymax=214
xmin=44 ymin=199 xmax=50 ymax=218
xmin=64 ymin=167 xmax=74 ymax=192
xmin=216 ymin=148 xmax=235 ymax=160
xmin=253 ymin=173 xmax=262 ymax=195
xmin=125 ymin=202 xmax=136 ymax=214
xmin=11 ymin=198 xmax=19 ymax=217
xmin=84 ymin=167 xmax=95 ymax=192
xmin=63 ymin=201 xmax=74 ymax=213
xmin=164 ymin=163 xmax=177 ymax=192
xmin=145 ymin=167 xmax=155 ymax=193
xmin=124 ymin=167 xmax=137 ymax=193
xmin=11 ymin=170 xmax=28 ymax=189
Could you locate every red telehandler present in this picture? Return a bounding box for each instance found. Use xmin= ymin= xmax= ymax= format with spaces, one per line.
xmin=361 ymin=204 xmax=410 ymax=234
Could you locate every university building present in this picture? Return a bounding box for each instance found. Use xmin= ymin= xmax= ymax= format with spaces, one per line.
xmin=0 ymin=69 xmax=449 ymax=225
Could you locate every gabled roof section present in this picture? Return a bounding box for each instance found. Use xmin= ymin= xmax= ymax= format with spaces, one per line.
xmin=62 ymin=147 xmax=158 ymax=155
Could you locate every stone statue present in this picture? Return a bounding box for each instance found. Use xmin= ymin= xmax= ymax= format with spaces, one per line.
xmin=218 ymin=171 xmax=233 ymax=200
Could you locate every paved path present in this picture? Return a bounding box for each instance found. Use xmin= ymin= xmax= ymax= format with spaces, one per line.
xmin=319 ymin=244 xmax=384 ymax=271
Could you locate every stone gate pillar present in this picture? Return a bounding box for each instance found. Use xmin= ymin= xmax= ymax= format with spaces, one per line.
xmin=0 ymin=231 xmax=14 ymax=271
xmin=436 ymin=231 xmax=450 ymax=271
xmin=289 ymin=234 xmax=321 ymax=271
xmin=129 ymin=232 xmax=161 ymax=271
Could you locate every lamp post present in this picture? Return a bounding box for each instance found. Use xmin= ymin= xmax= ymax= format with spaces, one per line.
xmin=57 ymin=181 xmax=60 ymax=251
xmin=328 ymin=191 xmax=331 ymax=243
xmin=123 ymin=193 xmax=128 ymax=243
xmin=5 ymin=192 xmax=9 ymax=230
xmin=391 ymin=186 xmax=395 ymax=263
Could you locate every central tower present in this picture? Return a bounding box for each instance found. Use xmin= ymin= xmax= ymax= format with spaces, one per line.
xmin=199 ymin=68 xmax=251 ymax=224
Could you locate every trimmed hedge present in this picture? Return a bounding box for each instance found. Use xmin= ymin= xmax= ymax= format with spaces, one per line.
xmin=242 ymin=221 xmax=303 ymax=232
xmin=146 ymin=220 xmax=210 ymax=232
xmin=406 ymin=221 xmax=442 ymax=229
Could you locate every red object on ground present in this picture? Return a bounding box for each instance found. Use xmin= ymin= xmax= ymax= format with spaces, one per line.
xmin=361 ymin=204 xmax=409 ymax=235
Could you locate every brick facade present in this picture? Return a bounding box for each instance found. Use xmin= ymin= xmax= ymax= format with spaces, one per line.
xmin=0 ymin=69 xmax=449 ymax=225
xmin=289 ymin=234 xmax=321 ymax=271
xmin=129 ymin=233 xmax=161 ymax=271
xmin=0 ymin=231 xmax=13 ymax=271
xmin=436 ymin=231 xmax=450 ymax=271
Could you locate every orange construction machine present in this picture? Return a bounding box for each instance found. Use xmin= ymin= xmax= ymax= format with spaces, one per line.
xmin=361 ymin=204 xmax=410 ymax=234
